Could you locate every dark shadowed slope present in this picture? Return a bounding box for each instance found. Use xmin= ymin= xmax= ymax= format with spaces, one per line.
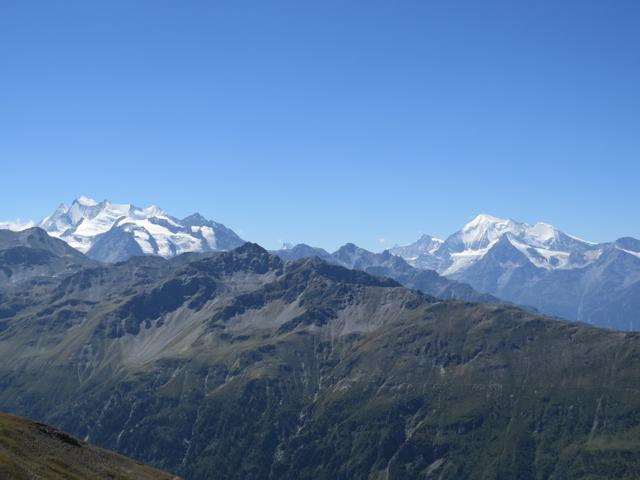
xmin=1 ymin=243 xmax=640 ymax=479
xmin=271 ymin=242 xmax=500 ymax=304
xmin=0 ymin=227 xmax=97 ymax=287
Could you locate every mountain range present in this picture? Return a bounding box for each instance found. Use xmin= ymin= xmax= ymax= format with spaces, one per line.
xmin=6 ymin=196 xmax=245 ymax=263
xmin=271 ymin=242 xmax=500 ymax=304
xmin=2 ymin=198 xmax=639 ymax=331
xmin=390 ymin=214 xmax=640 ymax=330
xmin=1 ymin=236 xmax=640 ymax=479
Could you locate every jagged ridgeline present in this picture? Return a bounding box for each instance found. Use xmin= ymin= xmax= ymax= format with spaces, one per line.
xmin=0 ymin=241 xmax=640 ymax=479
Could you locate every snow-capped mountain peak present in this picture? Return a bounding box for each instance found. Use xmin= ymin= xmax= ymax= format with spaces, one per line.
xmin=411 ymin=234 xmax=444 ymax=252
xmin=0 ymin=219 xmax=37 ymax=231
xmin=390 ymin=215 xmax=640 ymax=330
xmin=75 ymin=195 xmax=99 ymax=207
xmin=463 ymin=213 xmax=510 ymax=230
xmin=388 ymin=234 xmax=443 ymax=270
xmin=42 ymin=197 xmax=148 ymax=252
xmin=456 ymin=214 xmax=522 ymax=251
xmin=181 ymin=212 xmax=210 ymax=226
xmin=279 ymin=242 xmax=295 ymax=251
xmin=3 ymin=196 xmax=245 ymax=262
xmin=391 ymin=213 xmax=599 ymax=275
xmin=452 ymin=214 xmax=591 ymax=254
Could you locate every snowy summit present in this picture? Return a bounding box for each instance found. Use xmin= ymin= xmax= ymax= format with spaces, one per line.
xmin=390 ymin=213 xmax=600 ymax=274
xmin=20 ymin=196 xmax=245 ymax=262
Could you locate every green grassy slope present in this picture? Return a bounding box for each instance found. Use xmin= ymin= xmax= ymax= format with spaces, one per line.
xmin=0 ymin=412 xmax=179 ymax=479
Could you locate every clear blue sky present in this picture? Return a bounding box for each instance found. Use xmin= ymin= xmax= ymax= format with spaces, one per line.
xmin=1 ymin=0 xmax=638 ymax=251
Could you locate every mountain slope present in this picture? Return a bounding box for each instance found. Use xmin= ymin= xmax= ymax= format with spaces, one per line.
xmin=0 ymin=227 xmax=96 ymax=287
xmin=391 ymin=214 xmax=640 ymax=330
xmin=1 ymin=244 xmax=640 ymax=479
xmin=271 ymin=242 xmax=500 ymax=303
xmin=0 ymin=412 xmax=179 ymax=480
xmin=272 ymin=243 xmax=334 ymax=263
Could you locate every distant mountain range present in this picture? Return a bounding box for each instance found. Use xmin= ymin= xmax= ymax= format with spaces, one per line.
xmin=4 ymin=196 xmax=245 ymax=263
xmin=2 ymin=199 xmax=639 ymax=330
xmin=390 ymin=214 xmax=640 ymax=330
xmin=0 ymin=197 xmax=495 ymax=305
xmin=271 ymin=242 xmax=500 ymax=304
xmin=390 ymin=214 xmax=602 ymax=274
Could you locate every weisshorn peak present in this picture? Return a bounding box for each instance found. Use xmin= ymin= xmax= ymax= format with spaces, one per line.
xmin=391 ymin=213 xmax=640 ymax=330
xmin=392 ymin=213 xmax=596 ymax=274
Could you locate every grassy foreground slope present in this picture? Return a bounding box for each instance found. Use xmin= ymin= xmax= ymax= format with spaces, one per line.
xmin=0 ymin=412 xmax=179 ymax=479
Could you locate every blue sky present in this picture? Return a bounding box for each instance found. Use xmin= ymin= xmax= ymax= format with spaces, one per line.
xmin=1 ymin=0 xmax=639 ymax=251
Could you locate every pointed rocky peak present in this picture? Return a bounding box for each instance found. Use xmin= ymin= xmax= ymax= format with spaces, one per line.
xmin=615 ymin=237 xmax=640 ymax=253
xmin=271 ymin=243 xmax=334 ymax=263
xmin=333 ymin=242 xmax=369 ymax=258
xmin=389 ymin=234 xmax=444 ymax=264
xmin=181 ymin=212 xmax=211 ymax=227
xmin=67 ymin=196 xmax=108 ymax=225
xmin=233 ymin=242 xmax=267 ymax=256
xmin=287 ymin=254 xmax=401 ymax=288
xmin=379 ymin=249 xmax=394 ymax=260
xmin=39 ymin=203 xmax=72 ymax=232
xmin=190 ymin=242 xmax=282 ymax=276
xmin=140 ymin=204 xmax=165 ymax=218
xmin=74 ymin=195 xmax=100 ymax=207
xmin=414 ymin=233 xmax=444 ymax=249
xmin=0 ymin=228 xmax=94 ymax=285
xmin=334 ymin=242 xmax=358 ymax=254
xmin=45 ymin=203 xmax=69 ymax=219
xmin=332 ymin=243 xmax=373 ymax=267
